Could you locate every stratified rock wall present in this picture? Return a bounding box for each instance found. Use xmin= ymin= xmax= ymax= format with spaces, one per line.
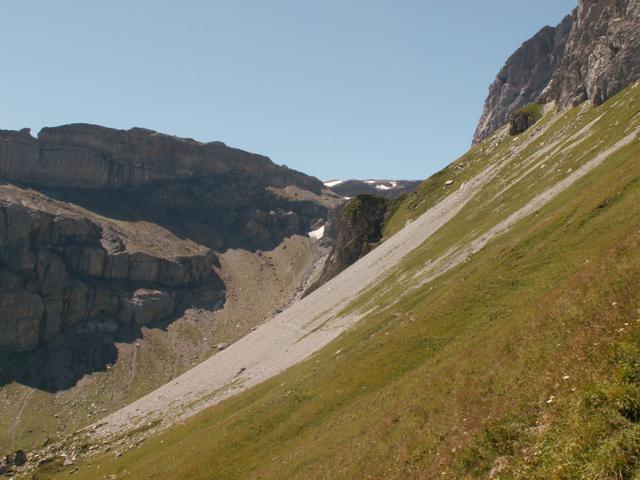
xmin=0 ymin=124 xmax=340 ymax=352
xmin=0 ymin=124 xmax=323 ymax=192
xmin=0 ymin=197 xmax=222 ymax=352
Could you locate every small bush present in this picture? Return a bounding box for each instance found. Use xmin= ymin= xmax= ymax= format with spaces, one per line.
xmin=613 ymin=384 xmax=640 ymax=423
xmin=582 ymin=385 xmax=610 ymax=412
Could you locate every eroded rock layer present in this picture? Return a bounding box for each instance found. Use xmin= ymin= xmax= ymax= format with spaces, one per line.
xmin=0 ymin=183 xmax=222 ymax=352
xmin=0 ymin=125 xmax=322 ymax=191
xmin=0 ymin=124 xmax=340 ymax=353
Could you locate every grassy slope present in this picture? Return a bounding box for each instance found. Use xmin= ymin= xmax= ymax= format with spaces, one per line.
xmin=40 ymin=84 xmax=640 ymax=480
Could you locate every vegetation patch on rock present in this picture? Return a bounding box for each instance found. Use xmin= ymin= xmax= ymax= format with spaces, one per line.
xmin=509 ymin=103 xmax=544 ymax=136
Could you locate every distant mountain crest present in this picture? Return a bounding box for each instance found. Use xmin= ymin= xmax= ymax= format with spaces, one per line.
xmin=324 ymin=179 xmax=421 ymax=199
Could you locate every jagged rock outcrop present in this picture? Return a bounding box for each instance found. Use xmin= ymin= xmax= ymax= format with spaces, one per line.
xmin=473 ymin=15 xmax=573 ymax=144
xmin=543 ymin=0 xmax=640 ymax=107
xmin=0 ymin=124 xmax=341 ymax=352
xmin=307 ymin=195 xmax=390 ymax=293
xmin=509 ymin=110 xmax=538 ymax=136
xmin=474 ymin=0 xmax=640 ymax=144
xmin=508 ymin=104 xmax=545 ymax=136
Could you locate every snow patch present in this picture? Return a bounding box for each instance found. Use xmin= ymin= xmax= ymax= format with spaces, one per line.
xmin=309 ymin=225 xmax=325 ymax=240
xmin=366 ymin=180 xmax=399 ymax=190
xmin=324 ymin=180 xmax=344 ymax=187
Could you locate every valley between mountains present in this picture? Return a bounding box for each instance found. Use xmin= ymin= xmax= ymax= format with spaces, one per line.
xmin=25 ymin=80 xmax=640 ymax=480
xmin=1 ymin=0 xmax=640 ymax=479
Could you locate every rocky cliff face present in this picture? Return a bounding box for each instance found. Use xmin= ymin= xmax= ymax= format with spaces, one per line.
xmin=0 ymin=124 xmax=341 ymax=353
xmin=473 ymin=15 xmax=573 ymax=144
xmin=307 ymin=194 xmax=390 ymax=293
xmin=474 ymin=0 xmax=640 ymax=143
xmin=0 ymin=125 xmax=321 ymax=191
xmin=543 ymin=0 xmax=640 ymax=107
xmin=0 ymin=186 xmax=222 ymax=352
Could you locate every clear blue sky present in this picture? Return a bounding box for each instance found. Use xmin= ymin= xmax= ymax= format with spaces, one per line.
xmin=1 ymin=1 xmax=576 ymax=181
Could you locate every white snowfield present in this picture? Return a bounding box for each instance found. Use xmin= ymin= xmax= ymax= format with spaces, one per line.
xmin=93 ymin=123 xmax=639 ymax=440
xmin=308 ymin=225 xmax=326 ymax=240
xmin=323 ymin=180 xmax=344 ymax=188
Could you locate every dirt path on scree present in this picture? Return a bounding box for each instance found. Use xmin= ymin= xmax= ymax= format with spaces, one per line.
xmin=91 ymin=159 xmax=502 ymax=439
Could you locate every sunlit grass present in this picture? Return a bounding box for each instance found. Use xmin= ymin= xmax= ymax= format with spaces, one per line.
xmin=38 ymin=85 xmax=640 ymax=480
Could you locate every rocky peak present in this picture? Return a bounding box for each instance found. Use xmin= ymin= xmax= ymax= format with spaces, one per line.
xmin=474 ymin=0 xmax=640 ymax=144
xmin=473 ymin=14 xmax=573 ymax=144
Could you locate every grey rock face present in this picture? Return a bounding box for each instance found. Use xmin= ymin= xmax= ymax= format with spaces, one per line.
xmin=0 ymin=124 xmax=323 ymax=192
xmin=128 ymin=289 xmax=176 ymax=326
xmin=473 ymin=15 xmax=573 ymax=144
xmin=0 ymin=289 xmax=44 ymax=351
xmin=307 ymin=194 xmax=390 ymax=293
xmin=474 ymin=0 xmax=640 ymax=144
xmin=0 ymin=124 xmax=338 ymax=353
xmin=0 ymin=199 xmax=221 ymax=352
xmin=543 ymin=0 xmax=640 ymax=107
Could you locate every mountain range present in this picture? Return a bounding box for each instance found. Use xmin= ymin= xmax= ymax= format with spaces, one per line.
xmin=324 ymin=179 xmax=422 ymax=199
xmin=1 ymin=0 xmax=639 ymax=478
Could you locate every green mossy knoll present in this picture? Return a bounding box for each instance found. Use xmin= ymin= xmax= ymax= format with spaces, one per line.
xmin=40 ymin=84 xmax=640 ymax=480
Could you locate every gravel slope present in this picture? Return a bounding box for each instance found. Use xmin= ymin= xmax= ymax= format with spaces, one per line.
xmin=93 ymin=159 xmax=499 ymax=439
xmin=93 ymin=119 xmax=639 ymax=442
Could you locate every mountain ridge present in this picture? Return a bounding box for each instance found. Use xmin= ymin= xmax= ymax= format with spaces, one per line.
xmin=324 ymin=179 xmax=421 ymax=199
xmin=0 ymin=124 xmax=324 ymax=192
